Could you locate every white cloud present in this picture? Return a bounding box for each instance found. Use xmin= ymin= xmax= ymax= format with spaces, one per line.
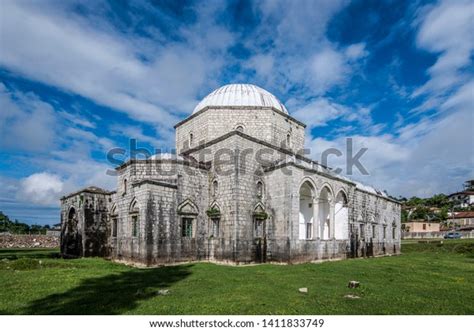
xmin=292 ymin=98 xmax=382 ymax=135
xmin=309 ymin=47 xmax=347 ymax=92
xmin=345 ymin=43 xmax=368 ymax=60
xmin=308 ymin=102 xmax=473 ymax=197
xmin=17 ymin=172 xmax=64 ymax=206
xmin=244 ymin=54 xmax=275 ymax=82
xmin=0 ymin=1 xmax=235 ymax=129
xmin=246 ymin=0 xmax=369 ymax=96
xmin=413 ymin=0 xmax=473 ymax=99
xmin=292 ymin=98 xmax=349 ymax=128
xmin=0 ymin=83 xmax=57 ymax=152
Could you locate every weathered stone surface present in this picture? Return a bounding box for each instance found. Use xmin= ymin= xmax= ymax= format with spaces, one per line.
xmin=0 ymin=234 xmax=59 ymax=248
xmin=60 ymin=84 xmax=402 ymax=266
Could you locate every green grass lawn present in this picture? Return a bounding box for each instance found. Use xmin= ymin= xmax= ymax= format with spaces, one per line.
xmin=0 ymin=240 xmax=473 ymax=315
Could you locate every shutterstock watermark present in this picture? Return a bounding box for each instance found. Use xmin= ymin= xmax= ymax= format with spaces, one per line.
xmin=105 ymin=138 xmax=369 ymax=177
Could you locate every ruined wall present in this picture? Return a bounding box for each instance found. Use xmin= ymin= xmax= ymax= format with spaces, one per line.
xmin=60 ymin=189 xmax=111 ymax=257
xmin=0 ymin=234 xmax=59 ymax=248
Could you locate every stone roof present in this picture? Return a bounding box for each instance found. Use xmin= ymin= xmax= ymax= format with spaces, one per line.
xmin=61 ymin=186 xmax=112 ymax=200
xmin=193 ymin=84 xmax=288 ymax=114
xmin=451 ymin=211 xmax=474 ymax=219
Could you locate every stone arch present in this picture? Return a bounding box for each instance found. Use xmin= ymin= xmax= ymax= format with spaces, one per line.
xmin=234 ymin=123 xmax=245 ymax=132
xmin=254 ymin=202 xmax=266 ymax=214
xmin=67 ymin=206 xmax=77 ymax=231
xmin=256 ymin=180 xmax=264 ymax=199
xmin=129 ymin=198 xmax=139 ymax=237
xmin=109 ymin=203 xmax=118 ymax=238
xmin=318 ymin=185 xmax=333 ymax=240
xmin=298 ymin=176 xmax=317 ymax=193
xmin=286 ymin=131 xmax=292 ymax=148
xmin=211 ymin=178 xmax=219 ymax=197
xmin=122 ymin=178 xmax=128 ymax=195
xmin=299 ymin=180 xmax=316 ymax=240
xmin=320 ymin=182 xmax=335 ymax=199
xmin=63 ymin=206 xmax=81 ymax=256
xmin=209 ymin=200 xmax=221 ymax=211
xmin=177 ymin=199 xmax=199 ymax=215
xmin=208 ymin=201 xmax=221 ymax=238
xmin=335 ymin=190 xmax=349 ymax=240
xmin=253 ymin=202 xmax=267 ymax=239
xmin=178 ymin=199 xmax=198 ymax=238
xmin=129 ymin=198 xmax=139 ymax=214
xmin=109 ymin=203 xmax=118 ymax=215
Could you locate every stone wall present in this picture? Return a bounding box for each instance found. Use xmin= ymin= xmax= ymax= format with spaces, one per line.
xmin=60 ymin=188 xmax=111 ymax=257
xmin=60 ymin=104 xmax=401 ymax=266
xmin=110 ymin=160 xmax=210 ymax=265
xmin=175 ymin=107 xmax=305 ymax=154
xmin=402 ymin=231 xmax=474 ymax=239
xmin=0 ymin=234 xmax=59 ymax=248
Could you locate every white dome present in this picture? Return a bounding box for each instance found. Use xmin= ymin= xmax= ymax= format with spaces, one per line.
xmin=193 ymin=84 xmax=288 ymax=114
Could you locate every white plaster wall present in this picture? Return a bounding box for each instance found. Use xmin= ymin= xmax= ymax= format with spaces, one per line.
xmin=335 ymin=201 xmax=348 ymax=240
xmin=299 ymin=196 xmax=313 ymax=240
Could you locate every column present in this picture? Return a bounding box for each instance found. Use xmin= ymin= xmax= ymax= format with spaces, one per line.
xmin=313 ymin=197 xmax=320 ymax=239
xmin=329 ymin=200 xmax=335 ymax=239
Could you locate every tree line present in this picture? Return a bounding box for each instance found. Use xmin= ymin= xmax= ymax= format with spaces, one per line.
xmin=0 ymin=211 xmax=58 ymax=234
xmin=394 ymin=194 xmax=473 ymax=223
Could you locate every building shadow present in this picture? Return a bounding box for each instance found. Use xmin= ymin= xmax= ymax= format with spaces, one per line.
xmin=22 ymin=264 xmax=193 ymax=315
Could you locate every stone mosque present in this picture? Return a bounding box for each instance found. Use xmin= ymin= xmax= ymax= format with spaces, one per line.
xmin=60 ymin=84 xmax=401 ymax=265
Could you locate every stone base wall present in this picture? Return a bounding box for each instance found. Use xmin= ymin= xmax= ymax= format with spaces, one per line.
xmin=0 ymin=234 xmax=59 ymax=248
xmin=402 ymin=231 xmax=474 ymax=239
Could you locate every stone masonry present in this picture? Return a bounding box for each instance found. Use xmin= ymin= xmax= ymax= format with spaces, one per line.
xmin=60 ymin=84 xmax=401 ymax=265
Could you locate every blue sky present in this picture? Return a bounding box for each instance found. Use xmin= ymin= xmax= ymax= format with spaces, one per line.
xmin=0 ymin=0 xmax=473 ymax=225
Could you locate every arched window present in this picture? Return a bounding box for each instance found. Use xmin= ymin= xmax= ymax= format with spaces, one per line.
xmin=67 ymin=207 xmax=77 ymax=232
xmin=253 ymin=204 xmax=267 ymax=238
xmin=129 ymin=200 xmax=139 ymax=238
xmin=110 ymin=205 xmax=118 ymax=238
xmin=286 ymin=133 xmax=291 ymax=148
xmin=256 ymin=181 xmax=264 ymax=198
xmin=64 ymin=207 xmax=81 ymax=256
xmin=299 ymin=181 xmax=315 ymax=240
xmin=123 ymin=178 xmax=127 ymax=196
xmin=189 ymin=132 xmax=194 ymax=147
xmin=208 ymin=203 xmax=221 ymax=238
xmin=177 ymin=200 xmax=198 ymax=238
xmin=235 ymin=125 xmax=244 ymax=132
xmin=212 ymin=180 xmax=218 ymax=197
xmin=335 ymin=191 xmax=349 ymax=240
xmin=318 ymin=186 xmax=333 ymax=240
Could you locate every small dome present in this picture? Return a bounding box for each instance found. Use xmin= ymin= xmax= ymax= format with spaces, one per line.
xmin=193 ymin=84 xmax=288 ymax=114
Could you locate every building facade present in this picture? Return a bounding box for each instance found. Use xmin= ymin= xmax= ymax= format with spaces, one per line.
xmin=60 ymin=84 xmax=401 ymax=266
xmin=403 ymin=221 xmax=440 ymax=233
xmin=448 ymin=191 xmax=474 ymax=208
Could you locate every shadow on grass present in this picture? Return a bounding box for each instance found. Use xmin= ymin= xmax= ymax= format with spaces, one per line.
xmin=0 ymin=249 xmax=60 ymax=260
xmin=22 ymin=264 xmax=193 ymax=315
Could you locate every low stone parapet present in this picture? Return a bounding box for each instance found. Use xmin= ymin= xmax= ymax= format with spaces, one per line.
xmin=0 ymin=234 xmax=60 ymax=248
xmin=402 ymin=231 xmax=474 ymax=239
